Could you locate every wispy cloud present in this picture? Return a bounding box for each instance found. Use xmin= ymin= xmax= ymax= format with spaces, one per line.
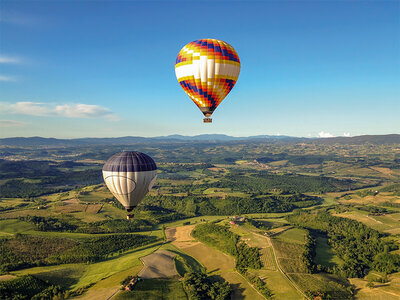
xmin=9 ymin=102 xmax=51 ymax=116
xmin=0 ymin=55 xmax=21 ymax=64
xmin=1 ymin=102 xmax=119 ymax=120
xmin=0 ymin=75 xmax=16 ymax=82
xmin=318 ymin=131 xmax=335 ymax=138
xmin=55 ymin=104 xmax=117 ymax=119
xmin=0 ymin=120 xmax=26 ymax=127
xmin=343 ymin=132 xmax=351 ymax=137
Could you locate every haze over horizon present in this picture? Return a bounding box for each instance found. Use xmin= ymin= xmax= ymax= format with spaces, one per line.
xmin=1 ymin=1 xmax=399 ymax=138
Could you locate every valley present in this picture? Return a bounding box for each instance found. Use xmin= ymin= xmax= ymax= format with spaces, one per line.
xmin=1 ymin=138 xmax=400 ymax=299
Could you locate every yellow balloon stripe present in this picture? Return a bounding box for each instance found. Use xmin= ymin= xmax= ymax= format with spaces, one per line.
xmin=175 ymin=39 xmax=240 ymax=114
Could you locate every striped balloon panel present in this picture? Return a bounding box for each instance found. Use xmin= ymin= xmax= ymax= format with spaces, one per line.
xmin=102 ymin=170 xmax=157 ymax=210
xmin=102 ymin=151 xmax=157 ymax=211
xmin=103 ymin=151 xmax=157 ymax=172
xmin=175 ymin=39 xmax=240 ymax=114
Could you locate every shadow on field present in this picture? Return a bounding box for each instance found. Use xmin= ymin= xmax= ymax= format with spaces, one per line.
xmin=167 ymin=248 xmax=205 ymax=274
xmin=32 ymin=268 xmax=81 ymax=288
xmin=229 ymin=283 xmax=246 ymax=299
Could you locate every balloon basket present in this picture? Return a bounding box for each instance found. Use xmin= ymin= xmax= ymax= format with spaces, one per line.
xmin=126 ymin=214 xmax=134 ymax=220
xmin=203 ymin=118 xmax=212 ymax=123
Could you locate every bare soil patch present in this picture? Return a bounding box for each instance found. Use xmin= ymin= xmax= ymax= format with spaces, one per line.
xmin=166 ymin=225 xmax=200 ymax=248
xmin=182 ymin=243 xmax=235 ymax=273
xmin=138 ymin=250 xmax=178 ymax=279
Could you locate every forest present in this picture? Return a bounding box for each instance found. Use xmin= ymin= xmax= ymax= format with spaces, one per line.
xmin=287 ymin=210 xmax=400 ymax=277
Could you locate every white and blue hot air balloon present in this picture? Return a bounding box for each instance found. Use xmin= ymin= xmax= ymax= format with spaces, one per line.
xmin=102 ymin=151 xmax=157 ymax=219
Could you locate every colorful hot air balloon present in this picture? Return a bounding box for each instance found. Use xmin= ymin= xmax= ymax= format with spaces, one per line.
xmin=102 ymin=151 xmax=157 ymax=219
xmin=175 ymin=39 xmax=240 ymax=123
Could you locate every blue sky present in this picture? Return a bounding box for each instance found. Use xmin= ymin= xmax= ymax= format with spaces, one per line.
xmin=1 ymin=0 xmax=399 ymax=138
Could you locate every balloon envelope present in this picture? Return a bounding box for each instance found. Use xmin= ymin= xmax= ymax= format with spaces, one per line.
xmin=102 ymin=151 xmax=157 ymax=212
xmin=175 ymin=39 xmax=240 ymax=119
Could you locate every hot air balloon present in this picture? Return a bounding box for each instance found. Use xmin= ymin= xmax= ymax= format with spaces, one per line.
xmin=102 ymin=151 xmax=157 ymax=219
xmin=175 ymin=39 xmax=240 ymax=123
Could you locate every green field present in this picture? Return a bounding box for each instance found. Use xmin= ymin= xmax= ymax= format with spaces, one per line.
xmin=275 ymin=227 xmax=307 ymax=244
xmin=255 ymin=269 xmax=302 ymax=299
xmin=115 ymin=279 xmax=187 ymax=300
xmin=314 ymin=235 xmax=343 ymax=268
xmin=0 ymin=219 xmax=36 ymax=236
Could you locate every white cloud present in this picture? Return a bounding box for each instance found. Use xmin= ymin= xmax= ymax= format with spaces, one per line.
xmin=55 ymin=104 xmax=115 ymax=119
xmin=10 ymin=102 xmax=51 ymax=116
xmin=0 ymin=120 xmax=26 ymax=127
xmin=318 ymin=131 xmax=335 ymax=138
xmin=343 ymin=132 xmax=351 ymax=137
xmin=0 ymin=75 xmax=16 ymax=82
xmin=0 ymin=101 xmax=118 ymax=120
xmin=0 ymin=55 xmax=21 ymax=64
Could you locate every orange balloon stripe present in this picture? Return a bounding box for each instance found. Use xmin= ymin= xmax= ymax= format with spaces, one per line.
xmin=175 ymin=39 xmax=240 ymax=112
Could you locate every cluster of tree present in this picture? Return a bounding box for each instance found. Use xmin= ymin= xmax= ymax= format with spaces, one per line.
xmin=372 ymin=246 xmax=400 ymax=273
xmin=76 ymin=219 xmax=154 ymax=234
xmin=0 ymin=234 xmax=78 ymax=272
xmin=301 ymin=232 xmax=316 ymax=273
xmin=22 ymin=216 xmax=78 ymax=232
xmin=145 ymin=193 xmax=320 ymax=217
xmin=158 ymin=163 xmax=214 ymax=173
xmin=32 ymin=285 xmax=68 ymax=300
xmin=192 ymin=223 xmax=261 ymax=273
xmin=244 ymin=218 xmax=276 ymax=230
xmin=49 ymin=234 xmax=156 ymax=264
xmin=192 ymin=223 xmax=238 ymax=256
xmin=182 ymin=272 xmax=232 ymax=300
xmin=236 ymin=242 xmax=262 ymax=273
xmin=20 ymin=215 xmax=154 ymax=234
xmin=210 ymin=172 xmax=365 ymax=194
xmin=353 ymin=205 xmax=392 ymax=214
xmin=287 ymin=211 xmax=400 ymax=277
xmin=0 ymin=159 xmax=62 ymax=179
xmin=0 ymin=179 xmax=55 ymax=198
xmin=0 ymin=168 xmax=103 ymax=198
xmin=0 ymin=275 xmax=66 ymax=300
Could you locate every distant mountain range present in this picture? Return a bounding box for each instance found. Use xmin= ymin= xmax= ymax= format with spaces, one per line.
xmin=0 ymin=134 xmax=399 ymax=147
